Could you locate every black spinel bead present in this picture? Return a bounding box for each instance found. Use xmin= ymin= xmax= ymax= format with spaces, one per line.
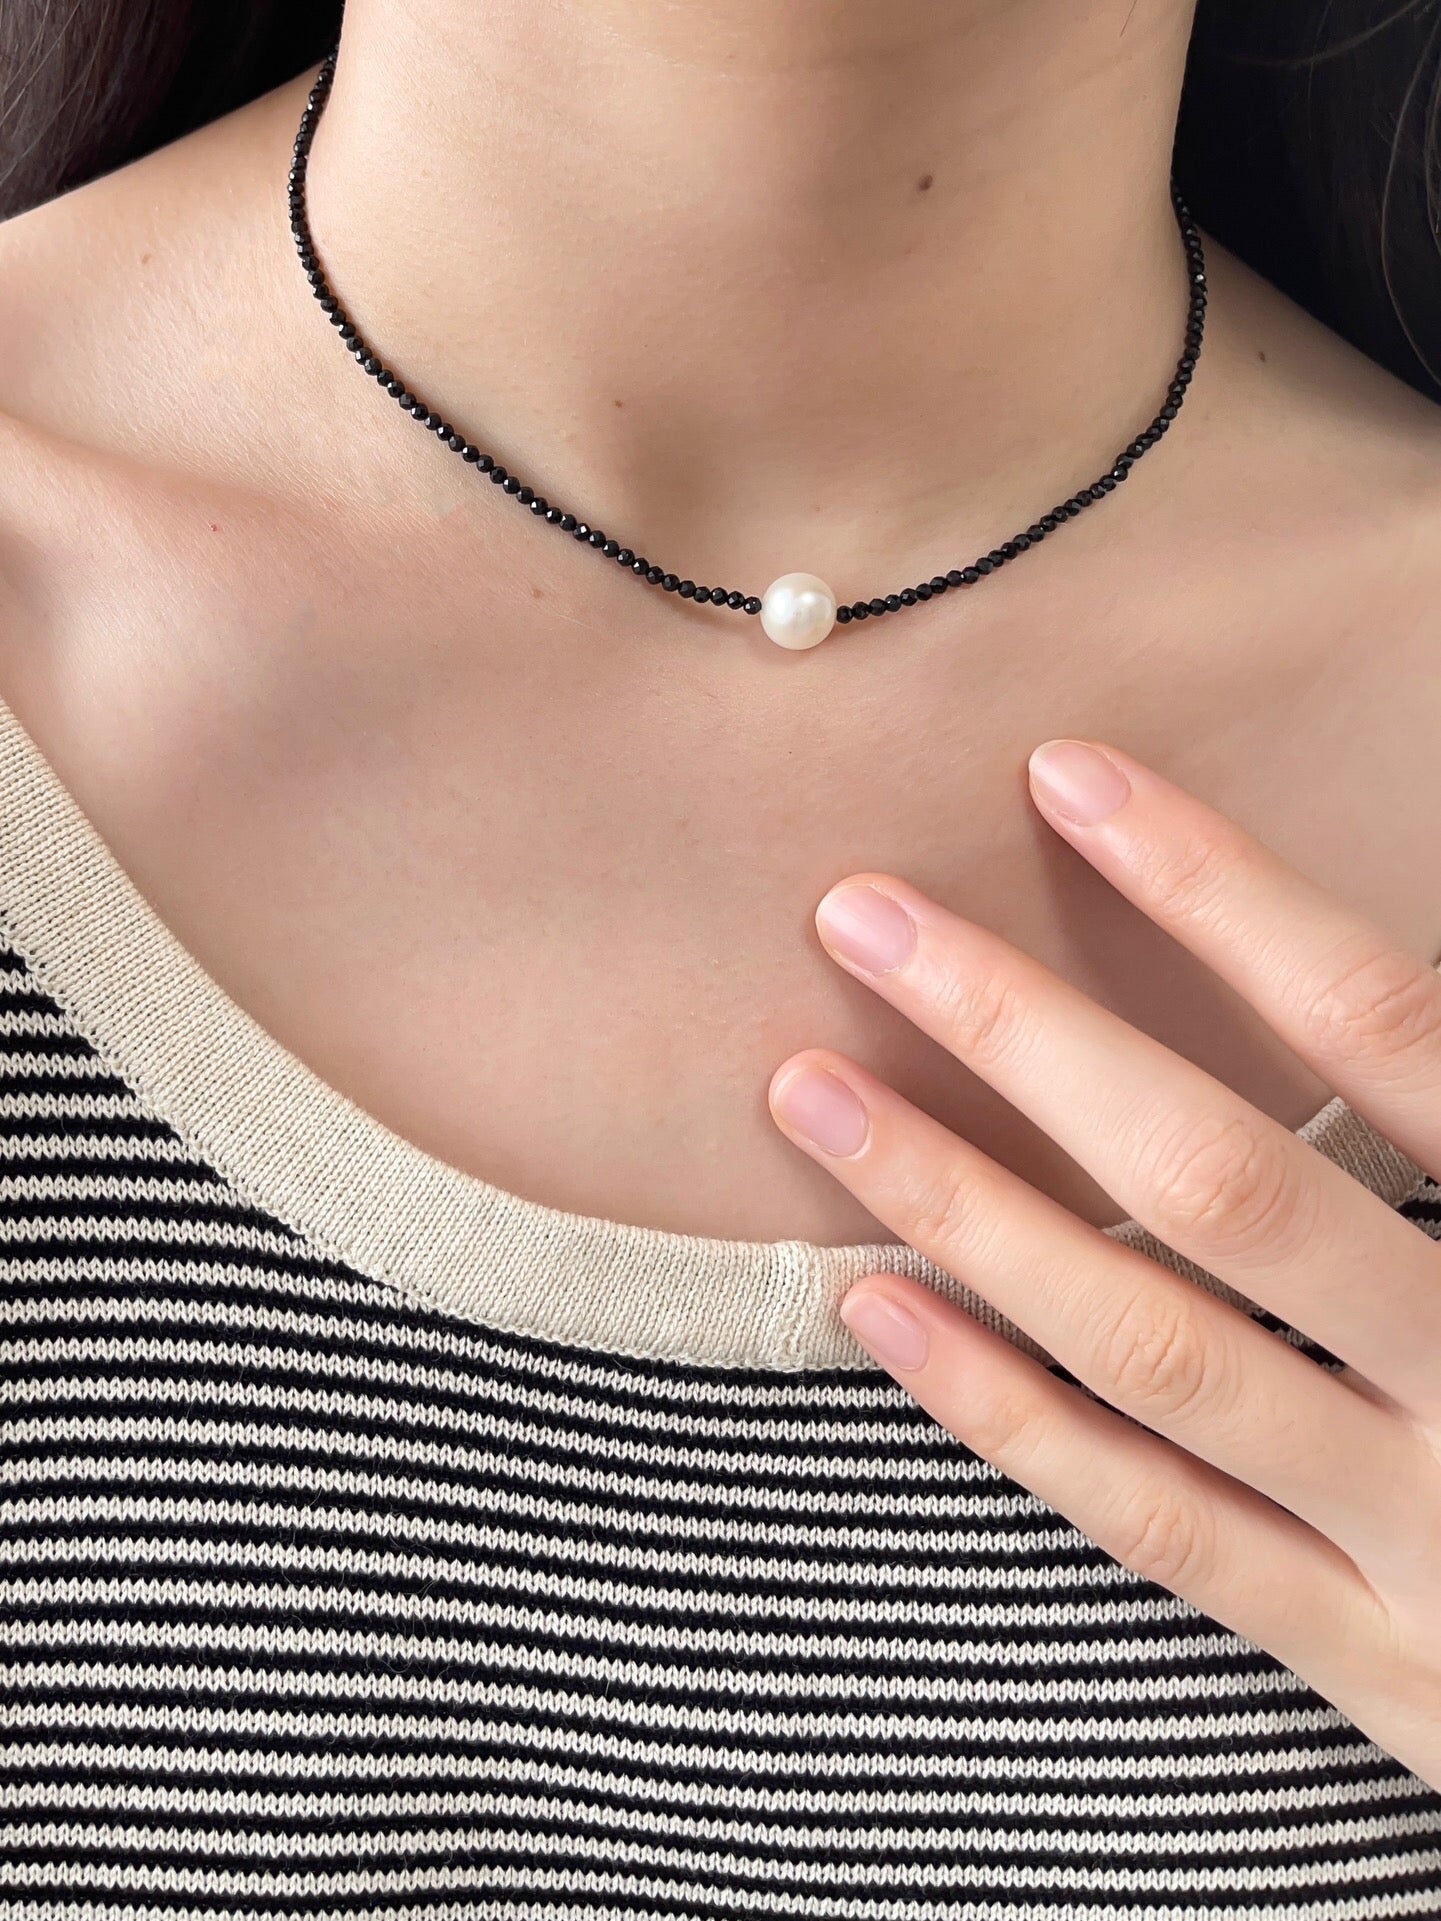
xmin=490 ymin=466 xmax=509 ymax=484
xmin=518 ymin=486 xmax=535 ymax=505
xmin=988 ymin=550 xmax=1006 ymax=566
xmin=339 ymin=323 xmax=356 ymax=341
xmin=504 ymin=476 xmax=523 ymax=495
xmin=1028 ymin=524 xmax=1046 ymax=541
xmin=647 ymin=566 xmax=663 ymax=583
xmin=962 ymin=567 xmax=981 ymax=584
xmin=662 ymin=573 xmax=679 ymax=591
xmin=946 ymin=570 xmax=964 ymax=587
xmin=447 ymin=433 xmax=465 ymax=452
xmin=974 ymin=559 xmax=994 ymax=576
xmin=617 ymin=548 xmax=634 ymax=566
xmin=884 ymin=595 xmax=901 ymax=612
xmin=727 ymin=591 xmax=744 ymax=609
xmin=678 ymin=581 xmax=697 ymax=598
xmin=900 ymin=587 xmax=917 ymax=605
xmin=1160 ymin=403 xmax=1179 ymax=421
xmin=573 ymin=521 xmax=590 ymax=539
xmin=530 ymin=497 xmax=548 ymax=514
xmin=559 ymin=512 xmax=576 ymax=530
xmin=836 ymin=606 xmax=853 ymax=625
xmin=930 ymin=576 xmax=948 ymax=594
xmin=476 ymin=454 xmax=495 ymax=474
xmin=462 ymin=444 xmax=481 ymax=462
xmin=915 ymin=582 xmax=933 ymax=600
xmin=743 ymin=596 xmax=762 ymax=615
xmin=587 ymin=529 xmax=606 ymax=546
xmin=866 ymin=598 xmax=885 ymax=617
xmin=1012 ymin=535 xmax=1030 ymax=553
xmin=851 ymin=602 xmax=870 ymax=620
xmin=694 ymin=586 xmax=711 ymax=601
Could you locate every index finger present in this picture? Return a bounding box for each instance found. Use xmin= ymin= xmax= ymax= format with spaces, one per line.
xmin=1026 ymin=739 xmax=1441 ymax=1178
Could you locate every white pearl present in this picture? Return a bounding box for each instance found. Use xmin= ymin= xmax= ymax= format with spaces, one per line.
xmin=759 ymin=573 xmax=837 ymax=650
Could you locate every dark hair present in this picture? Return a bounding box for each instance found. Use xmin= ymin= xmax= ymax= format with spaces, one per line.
xmin=2 ymin=1 xmax=1438 ymax=398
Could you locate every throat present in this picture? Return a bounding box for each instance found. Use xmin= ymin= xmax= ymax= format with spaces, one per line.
xmin=292 ymin=0 xmax=1201 ymax=588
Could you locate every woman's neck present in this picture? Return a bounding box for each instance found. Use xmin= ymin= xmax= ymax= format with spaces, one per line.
xmin=304 ymin=0 xmax=1199 ymax=584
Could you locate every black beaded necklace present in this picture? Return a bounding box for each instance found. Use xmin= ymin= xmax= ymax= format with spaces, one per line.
xmin=289 ymin=47 xmax=1208 ymax=651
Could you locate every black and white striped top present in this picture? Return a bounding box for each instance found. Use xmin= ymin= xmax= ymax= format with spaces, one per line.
xmin=3 ymin=694 xmax=1440 ymax=1919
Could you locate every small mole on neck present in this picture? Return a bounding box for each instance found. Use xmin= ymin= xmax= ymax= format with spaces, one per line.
xmin=917 ymin=173 xmax=934 ymax=192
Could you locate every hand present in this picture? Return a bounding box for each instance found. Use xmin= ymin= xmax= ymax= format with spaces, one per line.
xmin=767 ymin=739 xmax=1441 ymax=1790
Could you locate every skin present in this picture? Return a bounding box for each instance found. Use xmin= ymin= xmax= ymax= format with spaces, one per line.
xmin=0 ymin=0 xmax=1435 ymax=1789
xmin=768 ymin=738 xmax=1441 ymax=1787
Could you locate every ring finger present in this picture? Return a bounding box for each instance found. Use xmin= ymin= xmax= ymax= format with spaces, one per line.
xmin=768 ymin=1051 xmax=1430 ymax=1579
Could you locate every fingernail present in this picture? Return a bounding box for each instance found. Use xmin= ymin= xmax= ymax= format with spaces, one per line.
xmin=841 ymin=1289 xmax=931 ymax=1372
xmin=816 ymin=884 xmax=917 ymax=975
xmin=770 ymin=1064 xmax=870 ymax=1157
xmin=1028 ymin=740 xmax=1132 ymax=826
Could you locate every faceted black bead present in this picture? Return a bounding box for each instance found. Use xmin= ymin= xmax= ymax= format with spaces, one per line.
xmin=490 ymin=466 xmax=508 ymax=483
xmin=693 ymin=585 xmax=710 ymax=601
xmin=602 ymin=538 xmax=620 ymax=557
xmin=560 ymin=513 xmax=577 ymax=531
xmin=864 ymin=598 xmax=883 ymax=617
xmin=646 ymin=566 xmax=663 ymax=583
xmin=477 ymin=454 xmax=495 ymax=473
xmin=1027 ymin=524 xmax=1046 ymax=541
xmin=962 ymin=567 xmax=981 ymax=584
xmin=974 ymin=560 xmax=993 ymax=576
xmin=1160 ymin=403 xmax=1179 ymax=420
xmin=530 ymin=497 xmax=548 ymax=514
xmin=851 ymin=603 xmax=870 ymax=620
xmin=884 ymin=594 xmax=901 ymax=611
xmin=1040 ymin=514 xmax=1059 ymax=531
xmin=617 ymin=548 xmax=634 ymax=566
xmin=462 ymin=444 xmax=482 ymax=462
xmin=587 ymin=529 xmax=606 ymax=546
xmin=1012 ymin=536 xmax=1030 ymax=553
xmin=836 ymin=606 xmax=853 ymax=625
xmin=676 ymin=580 xmax=694 ymax=598
xmin=743 ymin=596 xmax=762 ymax=616
xmin=573 ymin=521 xmax=590 ymax=539
xmin=518 ymin=486 xmax=535 ymax=505
xmin=900 ymin=588 xmax=917 ymax=605
xmin=726 ymin=591 xmax=744 ymax=609
xmin=915 ymin=582 xmax=933 ymax=601
xmin=662 ymin=574 xmax=679 ymax=591
xmin=408 ymin=401 xmax=428 ymax=419
xmin=930 ymin=576 xmax=948 ymax=594
xmin=504 ymin=476 xmax=523 ymax=495
xmin=946 ymin=570 xmax=964 ymax=587
xmin=988 ymin=550 xmax=1006 ymax=566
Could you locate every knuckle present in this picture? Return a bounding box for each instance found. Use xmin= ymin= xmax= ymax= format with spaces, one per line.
xmin=1111 ymin=1482 xmax=1215 ymax=1593
xmin=1141 ymin=1110 xmax=1307 ymax=1259
xmin=904 ymin=1165 xmax=986 ymax=1260
xmin=1131 ymin=825 xmax=1243 ymax=931
xmin=1101 ymin=1287 xmax=1212 ymax=1422
xmin=1299 ymin=941 xmax=1441 ymax=1072
xmin=962 ymin=1388 xmax=1040 ymax=1468
xmin=927 ymin=966 xmax=1032 ymax=1073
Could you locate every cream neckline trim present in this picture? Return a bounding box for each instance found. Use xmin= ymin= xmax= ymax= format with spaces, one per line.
xmin=0 ymin=696 xmax=1428 ymax=1369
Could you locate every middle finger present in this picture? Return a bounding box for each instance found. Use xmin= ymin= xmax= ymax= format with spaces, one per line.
xmin=807 ymin=876 xmax=1441 ymax=1414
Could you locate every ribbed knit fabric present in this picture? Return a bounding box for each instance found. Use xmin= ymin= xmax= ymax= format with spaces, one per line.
xmin=2 ymin=695 xmax=1440 ymax=1918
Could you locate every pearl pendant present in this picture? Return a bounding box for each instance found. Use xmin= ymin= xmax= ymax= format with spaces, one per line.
xmin=760 ymin=573 xmax=837 ymax=650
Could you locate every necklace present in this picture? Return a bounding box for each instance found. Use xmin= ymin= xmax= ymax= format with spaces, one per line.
xmin=289 ymin=48 xmax=1207 ymax=651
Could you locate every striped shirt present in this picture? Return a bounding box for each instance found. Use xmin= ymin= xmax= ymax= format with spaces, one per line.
xmin=2 ymin=694 xmax=1440 ymax=1918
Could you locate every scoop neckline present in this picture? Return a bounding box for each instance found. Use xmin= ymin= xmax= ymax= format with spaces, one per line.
xmin=0 ymin=695 xmax=1427 ymax=1368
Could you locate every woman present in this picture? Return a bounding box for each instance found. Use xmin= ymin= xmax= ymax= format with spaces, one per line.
xmin=1 ymin=0 xmax=1439 ymax=1912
